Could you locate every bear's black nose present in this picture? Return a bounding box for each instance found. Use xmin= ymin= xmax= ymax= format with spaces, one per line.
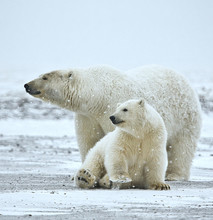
xmin=110 ymin=115 xmax=115 ymax=122
xmin=24 ymin=84 xmax=41 ymax=95
xmin=24 ymin=84 xmax=29 ymax=90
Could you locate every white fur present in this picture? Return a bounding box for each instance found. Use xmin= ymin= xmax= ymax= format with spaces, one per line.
xmin=26 ymin=65 xmax=202 ymax=181
xmin=75 ymin=99 xmax=170 ymax=190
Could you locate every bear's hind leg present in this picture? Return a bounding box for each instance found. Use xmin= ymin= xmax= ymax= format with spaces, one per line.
xmin=166 ymin=133 xmax=198 ymax=181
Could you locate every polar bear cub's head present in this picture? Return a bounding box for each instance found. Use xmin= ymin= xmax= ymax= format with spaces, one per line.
xmin=109 ymin=99 xmax=148 ymax=138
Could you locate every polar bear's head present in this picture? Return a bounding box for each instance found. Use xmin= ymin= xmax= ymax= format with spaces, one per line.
xmin=109 ymin=99 xmax=147 ymax=137
xmin=24 ymin=70 xmax=71 ymax=101
xmin=24 ymin=70 xmax=82 ymax=110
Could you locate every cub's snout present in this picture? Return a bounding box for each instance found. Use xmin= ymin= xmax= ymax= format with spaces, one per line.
xmin=109 ymin=115 xmax=124 ymax=125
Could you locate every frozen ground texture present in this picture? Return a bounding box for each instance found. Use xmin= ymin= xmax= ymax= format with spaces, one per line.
xmin=0 ymin=70 xmax=213 ymax=219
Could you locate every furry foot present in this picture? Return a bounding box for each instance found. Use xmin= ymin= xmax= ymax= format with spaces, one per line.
xmin=99 ymin=174 xmax=112 ymax=189
xmin=75 ymin=169 xmax=97 ymax=189
xmin=166 ymin=173 xmax=187 ymax=181
xmin=110 ymin=175 xmax=132 ymax=189
xmin=150 ymin=182 xmax=170 ymax=190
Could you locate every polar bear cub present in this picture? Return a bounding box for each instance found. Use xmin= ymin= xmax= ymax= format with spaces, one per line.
xmin=75 ymin=99 xmax=170 ymax=190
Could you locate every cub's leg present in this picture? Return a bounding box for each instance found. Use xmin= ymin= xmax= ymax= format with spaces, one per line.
xmin=105 ymin=150 xmax=132 ymax=189
xmin=75 ymin=169 xmax=97 ymax=189
xmin=99 ymin=174 xmax=111 ymax=189
xmin=143 ymin=144 xmax=170 ymax=190
xmin=75 ymin=145 xmax=106 ymax=189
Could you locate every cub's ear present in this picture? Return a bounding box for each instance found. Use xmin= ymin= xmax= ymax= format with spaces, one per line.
xmin=138 ymin=99 xmax=145 ymax=107
xmin=117 ymin=102 xmax=121 ymax=108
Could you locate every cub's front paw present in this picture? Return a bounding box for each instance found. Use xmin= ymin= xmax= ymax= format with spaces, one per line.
xmin=75 ymin=169 xmax=97 ymax=189
xmin=150 ymin=182 xmax=170 ymax=190
xmin=99 ymin=174 xmax=112 ymax=189
xmin=110 ymin=175 xmax=132 ymax=189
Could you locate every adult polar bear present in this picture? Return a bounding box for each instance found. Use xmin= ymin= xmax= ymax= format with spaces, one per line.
xmin=24 ymin=65 xmax=202 ymax=181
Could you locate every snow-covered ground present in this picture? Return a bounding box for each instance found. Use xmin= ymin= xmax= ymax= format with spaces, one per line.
xmin=0 ymin=69 xmax=212 ymax=219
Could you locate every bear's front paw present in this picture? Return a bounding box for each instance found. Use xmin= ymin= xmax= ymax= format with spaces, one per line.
xmin=110 ymin=175 xmax=132 ymax=189
xmin=150 ymin=182 xmax=170 ymax=190
xmin=75 ymin=169 xmax=97 ymax=189
xmin=99 ymin=174 xmax=112 ymax=189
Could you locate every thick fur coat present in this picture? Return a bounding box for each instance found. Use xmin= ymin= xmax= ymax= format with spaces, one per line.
xmin=75 ymin=99 xmax=170 ymax=190
xmin=25 ymin=65 xmax=202 ymax=181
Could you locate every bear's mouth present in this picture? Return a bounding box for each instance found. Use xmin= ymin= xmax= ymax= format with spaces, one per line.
xmin=112 ymin=120 xmax=125 ymax=125
xmin=24 ymin=84 xmax=41 ymax=96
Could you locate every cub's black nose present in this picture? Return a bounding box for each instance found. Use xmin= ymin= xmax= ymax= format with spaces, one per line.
xmin=110 ymin=115 xmax=115 ymax=122
xmin=24 ymin=84 xmax=29 ymax=90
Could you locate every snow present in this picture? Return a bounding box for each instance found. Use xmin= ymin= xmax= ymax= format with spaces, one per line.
xmin=0 ymin=119 xmax=75 ymax=136
xmin=200 ymin=113 xmax=213 ymax=138
xmin=0 ymin=188 xmax=211 ymax=216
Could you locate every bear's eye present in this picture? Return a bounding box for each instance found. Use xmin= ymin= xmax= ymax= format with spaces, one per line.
xmin=123 ymin=108 xmax=128 ymax=112
xmin=42 ymin=76 xmax=48 ymax=80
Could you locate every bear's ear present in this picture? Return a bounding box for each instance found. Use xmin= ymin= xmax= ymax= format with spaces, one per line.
xmin=138 ymin=99 xmax=145 ymax=107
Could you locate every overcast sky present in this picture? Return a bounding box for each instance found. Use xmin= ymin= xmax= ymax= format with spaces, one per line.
xmin=0 ymin=0 xmax=213 ymax=72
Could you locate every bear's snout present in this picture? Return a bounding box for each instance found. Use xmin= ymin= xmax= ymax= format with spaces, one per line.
xmin=24 ymin=83 xmax=41 ymax=95
xmin=24 ymin=83 xmax=31 ymax=93
xmin=24 ymin=84 xmax=29 ymax=90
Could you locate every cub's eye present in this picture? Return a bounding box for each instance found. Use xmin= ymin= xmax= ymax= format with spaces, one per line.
xmin=68 ymin=71 xmax=73 ymax=78
xmin=42 ymin=76 xmax=48 ymax=80
xmin=123 ymin=108 xmax=128 ymax=112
